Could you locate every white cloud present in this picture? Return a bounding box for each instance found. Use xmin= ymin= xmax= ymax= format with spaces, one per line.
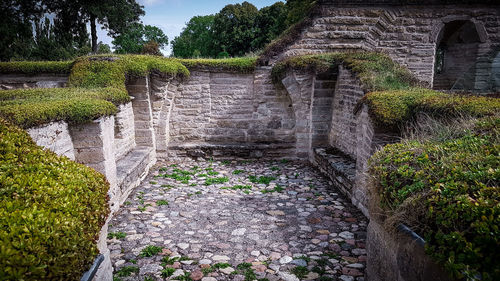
xmin=139 ymin=0 xmax=164 ymax=7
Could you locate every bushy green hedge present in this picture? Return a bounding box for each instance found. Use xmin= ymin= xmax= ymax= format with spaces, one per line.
xmin=69 ymin=55 xmax=190 ymax=89
xmin=0 ymin=61 xmax=74 ymax=74
xmin=177 ymin=57 xmax=257 ymax=73
xmin=0 ymin=87 xmax=129 ymax=128
xmin=0 ymin=118 xmax=110 ymax=280
xmin=370 ymin=117 xmax=499 ymax=280
xmin=361 ymin=89 xmax=500 ymax=130
xmin=271 ymin=52 xmax=416 ymax=91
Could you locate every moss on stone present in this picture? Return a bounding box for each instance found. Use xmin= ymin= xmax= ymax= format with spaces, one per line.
xmin=271 ymin=52 xmax=416 ymax=91
xmin=177 ymin=57 xmax=257 ymax=73
xmin=0 ymin=60 xmax=74 ymax=74
xmin=0 ymin=87 xmax=129 ymax=128
xmin=360 ymin=89 xmax=500 ymax=130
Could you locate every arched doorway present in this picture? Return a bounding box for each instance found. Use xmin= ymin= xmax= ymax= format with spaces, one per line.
xmin=433 ymin=20 xmax=482 ymax=90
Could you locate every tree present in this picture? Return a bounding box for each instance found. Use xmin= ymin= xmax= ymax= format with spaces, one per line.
xmin=212 ymin=1 xmax=259 ymax=57
xmin=171 ymin=15 xmax=216 ymax=58
xmin=97 ymin=42 xmax=111 ymax=54
xmin=47 ymin=0 xmax=145 ymax=53
xmin=252 ymin=2 xmax=288 ymax=50
xmin=285 ymin=0 xmax=316 ymax=26
xmin=0 ymin=0 xmax=43 ymax=61
xmin=113 ymin=23 xmax=168 ymax=54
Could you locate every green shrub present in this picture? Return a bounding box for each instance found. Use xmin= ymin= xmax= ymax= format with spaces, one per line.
xmin=0 ymin=119 xmax=110 ymax=280
xmin=0 ymin=60 xmax=74 ymax=74
xmin=370 ymin=117 xmax=500 ymax=280
xmin=0 ymin=87 xmax=129 ymax=128
xmin=361 ymin=89 xmax=500 ymax=130
xmin=177 ymin=57 xmax=257 ymax=73
xmin=69 ymin=55 xmax=190 ymax=89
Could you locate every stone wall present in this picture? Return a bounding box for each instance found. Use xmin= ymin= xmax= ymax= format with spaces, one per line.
xmin=366 ymin=220 xmax=453 ymax=281
xmin=279 ymin=4 xmax=500 ymax=88
xmin=165 ymin=67 xmax=297 ymax=159
xmin=114 ymin=103 xmax=136 ymax=161
xmin=0 ymin=74 xmax=68 ymax=89
xmin=329 ymin=66 xmax=366 ymax=159
xmin=27 ymin=121 xmax=75 ymax=160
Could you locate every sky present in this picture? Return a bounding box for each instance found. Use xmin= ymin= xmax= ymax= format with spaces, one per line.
xmin=96 ymin=0 xmax=280 ymax=56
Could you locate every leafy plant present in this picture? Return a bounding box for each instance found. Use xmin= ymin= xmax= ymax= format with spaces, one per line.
xmin=161 ymin=267 xmax=176 ymax=278
xmin=139 ymin=245 xmax=163 ymax=257
xmin=249 ymin=175 xmax=276 ymax=185
xmin=108 ymin=232 xmax=127 ymax=239
xmin=205 ymin=176 xmax=230 ymax=185
xmin=0 ymin=119 xmax=110 ymax=280
xmin=115 ymin=266 xmax=139 ymax=277
xmin=156 ymin=200 xmax=169 ymax=206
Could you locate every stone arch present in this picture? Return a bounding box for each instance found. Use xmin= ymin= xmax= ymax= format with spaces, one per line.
xmin=432 ymin=19 xmax=484 ymax=90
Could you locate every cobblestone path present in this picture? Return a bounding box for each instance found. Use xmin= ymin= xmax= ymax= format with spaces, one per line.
xmin=108 ymin=159 xmax=367 ymax=281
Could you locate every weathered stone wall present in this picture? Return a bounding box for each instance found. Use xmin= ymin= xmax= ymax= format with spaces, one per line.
xmin=366 ymin=220 xmax=453 ymax=281
xmin=27 ymin=121 xmax=75 ymax=160
xmin=0 ymin=74 xmax=68 ymax=89
xmin=166 ymin=67 xmax=297 ymax=159
xmin=329 ymin=66 xmax=366 ymax=159
xmin=279 ymin=5 xmax=500 ymax=88
xmin=114 ymin=103 xmax=136 ymax=161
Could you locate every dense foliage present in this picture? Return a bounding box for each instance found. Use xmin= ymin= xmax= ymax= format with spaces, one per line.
xmin=0 ymin=87 xmax=127 ymax=128
xmin=0 ymin=0 xmax=146 ymax=61
xmin=171 ymin=0 xmax=314 ymax=58
xmin=177 ymin=57 xmax=257 ymax=73
xmin=113 ymin=23 xmax=168 ymax=55
xmin=0 ymin=61 xmax=74 ymax=74
xmin=0 ymin=118 xmax=110 ymax=280
xmin=361 ymin=89 xmax=500 ymax=130
xmin=370 ymin=117 xmax=499 ymax=280
xmin=171 ymin=15 xmax=217 ymax=58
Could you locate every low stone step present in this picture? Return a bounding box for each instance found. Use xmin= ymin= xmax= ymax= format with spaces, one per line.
xmin=313 ymin=147 xmax=356 ymax=196
xmin=116 ymin=147 xmax=155 ymax=198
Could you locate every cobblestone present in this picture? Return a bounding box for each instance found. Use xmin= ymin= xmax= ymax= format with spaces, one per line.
xmin=109 ymin=159 xmax=367 ymax=280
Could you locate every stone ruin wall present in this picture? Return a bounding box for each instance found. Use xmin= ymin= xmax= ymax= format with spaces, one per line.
xmin=279 ymin=4 xmax=500 ymax=90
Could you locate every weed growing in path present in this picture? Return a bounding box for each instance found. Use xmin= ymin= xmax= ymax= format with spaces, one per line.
xmin=108 ymin=232 xmax=126 ymax=239
xmin=156 ymin=200 xmax=169 ymax=206
xmin=205 ymin=176 xmax=229 ymax=185
xmin=249 ymin=175 xmax=276 ymax=185
xmin=139 ymin=245 xmax=163 ymax=257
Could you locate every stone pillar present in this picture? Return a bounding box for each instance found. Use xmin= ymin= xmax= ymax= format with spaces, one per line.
xmin=127 ymin=75 xmax=156 ymax=149
xmin=69 ymin=116 xmax=118 ymax=205
xmin=281 ymin=71 xmax=315 ymax=160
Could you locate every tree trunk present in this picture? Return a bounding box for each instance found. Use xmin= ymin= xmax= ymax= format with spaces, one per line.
xmin=90 ymin=14 xmax=98 ymax=53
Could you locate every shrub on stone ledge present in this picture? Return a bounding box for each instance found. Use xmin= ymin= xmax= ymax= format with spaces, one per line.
xmin=360 ymin=89 xmax=500 ymax=131
xmin=0 ymin=119 xmax=110 ymax=280
xmin=369 ymin=116 xmax=500 ymax=280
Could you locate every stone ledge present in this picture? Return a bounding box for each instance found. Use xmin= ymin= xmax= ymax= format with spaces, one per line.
xmin=166 ymin=142 xmax=297 ymax=160
xmin=313 ymin=147 xmax=356 ymax=197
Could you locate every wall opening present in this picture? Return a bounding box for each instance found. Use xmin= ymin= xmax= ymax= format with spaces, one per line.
xmin=433 ymin=20 xmax=481 ymax=90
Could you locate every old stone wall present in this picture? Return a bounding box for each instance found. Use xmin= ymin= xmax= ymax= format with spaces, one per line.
xmin=114 ymin=103 xmax=136 ymax=161
xmin=279 ymin=5 xmax=500 ymax=88
xmin=366 ymin=220 xmax=453 ymax=281
xmin=27 ymin=121 xmax=76 ymax=160
xmin=0 ymin=74 xmax=68 ymax=89
xmin=329 ymin=66 xmax=366 ymax=159
xmin=165 ymin=67 xmax=297 ymax=159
